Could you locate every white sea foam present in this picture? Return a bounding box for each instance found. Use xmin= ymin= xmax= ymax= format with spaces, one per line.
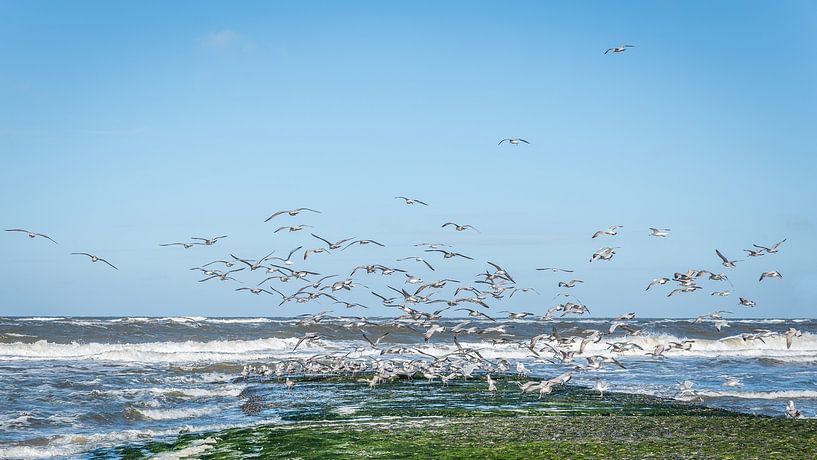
xmin=204 ymin=318 xmax=275 ymax=324
xmin=697 ymin=389 xmax=817 ymax=400
xmin=133 ymin=406 xmax=221 ymax=420
xmin=92 ymin=385 xmax=244 ymax=399
xmin=151 ymin=437 xmax=217 ymax=460
xmin=0 ymin=421 xmax=271 ymax=459
xmin=1 ymin=331 xmax=815 ymax=364
xmin=0 ymin=337 xmax=326 ymax=363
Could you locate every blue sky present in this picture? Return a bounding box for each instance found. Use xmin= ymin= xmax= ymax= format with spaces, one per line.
xmin=1 ymin=1 xmax=816 ymax=317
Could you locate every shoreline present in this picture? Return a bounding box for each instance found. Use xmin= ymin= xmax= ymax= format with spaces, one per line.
xmin=88 ymin=377 xmax=817 ymax=459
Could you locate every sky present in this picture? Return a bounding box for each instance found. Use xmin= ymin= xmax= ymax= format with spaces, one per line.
xmin=1 ymin=1 xmax=816 ymax=318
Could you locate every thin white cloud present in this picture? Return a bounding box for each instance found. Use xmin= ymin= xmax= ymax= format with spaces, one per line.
xmin=199 ymin=29 xmax=240 ymax=50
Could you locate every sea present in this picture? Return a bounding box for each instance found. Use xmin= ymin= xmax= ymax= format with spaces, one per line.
xmin=1 ymin=316 xmax=815 ymax=458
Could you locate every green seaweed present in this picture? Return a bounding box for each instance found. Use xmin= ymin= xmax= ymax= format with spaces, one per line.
xmin=90 ymin=377 xmax=816 ymax=459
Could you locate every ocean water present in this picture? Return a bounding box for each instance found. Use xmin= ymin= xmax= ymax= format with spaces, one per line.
xmin=0 ymin=316 xmax=815 ymax=458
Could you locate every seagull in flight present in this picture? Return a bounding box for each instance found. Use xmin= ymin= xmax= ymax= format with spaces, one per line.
xmin=645 ymin=277 xmax=670 ymax=290
xmin=395 ymin=196 xmax=428 ymax=206
xmin=592 ymin=225 xmax=622 ymax=239
xmin=160 ymin=242 xmax=200 ymax=249
xmin=739 ymin=297 xmax=756 ymax=307
xmin=605 ymin=44 xmax=634 ymax=54
xmin=715 ymin=249 xmax=741 ymax=268
xmin=753 ymin=238 xmax=786 ymax=254
xmin=759 ymin=271 xmax=782 ymax=282
xmin=310 ymin=233 xmax=355 ymax=250
xmin=264 ymin=208 xmax=320 ymax=222
xmin=648 ymin=228 xmax=671 ymax=237
xmin=424 ymin=249 xmax=474 ymax=260
xmin=536 ymin=267 xmax=574 ymax=273
xmin=442 ymin=222 xmax=479 ymax=232
xmin=71 ymin=252 xmax=118 ymax=270
xmin=343 ymin=239 xmax=385 ymax=250
xmin=275 ymin=224 xmax=312 ymax=233
xmin=498 ymin=138 xmax=530 ymax=146
xmin=5 ymin=229 xmax=58 ymax=244
xmin=191 ymin=236 xmax=227 ymax=246
xmin=269 ymin=246 xmax=303 ymax=265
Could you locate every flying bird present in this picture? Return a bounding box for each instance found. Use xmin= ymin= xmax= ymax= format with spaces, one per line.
xmin=759 ymin=271 xmax=782 ymax=282
xmin=5 ymin=229 xmax=58 ymax=244
xmin=442 ymin=222 xmax=480 ymax=232
xmin=191 ymin=236 xmax=227 ymax=246
xmin=605 ymin=44 xmax=634 ymax=54
xmin=395 ymin=196 xmax=428 ymax=206
xmin=592 ymin=226 xmax=622 ymax=239
xmin=274 ymin=225 xmax=312 ymax=233
xmin=160 ymin=242 xmax=200 ymax=249
xmin=753 ymin=238 xmax=786 ymax=254
xmin=71 ymin=252 xmax=118 ymax=270
xmin=715 ymin=249 xmax=740 ymax=268
xmin=498 ymin=138 xmax=529 ymax=146
xmin=648 ymin=228 xmax=670 ymax=237
xmin=265 ymin=208 xmax=320 ymax=222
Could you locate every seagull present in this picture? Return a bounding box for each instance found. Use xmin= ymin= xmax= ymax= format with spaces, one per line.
xmin=71 ymin=252 xmax=118 ymax=270
xmin=785 ymin=328 xmax=802 ymax=349
xmin=605 ymin=44 xmax=634 ymax=54
xmin=649 ymin=228 xmax=671 ymax=237
xmin=5 ymin=229 xmax=58 ymax=244
xmin=715 ymin=249 xmax=741 ymax=268
xmin=424 ymin=249 xmax=474 ymax=260
xmin=362 ymin=332 xmax=390 ymax=349
xmin=235 ymin=287 xmax=276 ymax=295
xmin=231 ymin=251 xmax=275 ymax=270
xmin=501 ymin=311 xmax=534 ymax=319
xmin=536 ymin=267 xmax=574 ymax=273
xmin=303 ymin=247 xmax=330 ymax=260
xmin=711 ymin=290 xmax=731 ymax=297
xmin=487 ymin=262 xmax=514 ymax=283
xmin=509 ymin=288 xmax=539 ymax=298
xmin=498 ymin=138 xmax=529 ymax=146
xmin=744 ymin=248 xmax=765 ymax=257
xmin=310 ymin=233 xmax=355 ymax=250
xmin=442 ymin=222 xmax=479 ymax=232
xmin=269 ymin=246 xmax=303 ymax=265
xmin=759 ymin=271 xmax=782 ymax=282
xmin=590 ymin=247 xmax=618 ymax=262
xmin=614 ymin=312 xmax=636 ymax=320
xmin=558 ymin=279 xmax=584 ymax=288
xmin=191 ymin=236 xmax=227 ymax=246
xmin=786 ymin=400 xmax=801 ymax=418
xmin=739 ymin=297 xmax=756 ymax=307
xmin=274 ymin=224 xmax=312 ymax=233
xmin=160 ymin=242 xmax=200 ymax=249
xmin=486 ymin=374 xmax=497 ymax=395
xmin=395 ymin=196 xmax=428 ymax=206
xmin=645 ymin=278 xmax=670 ymax=290
xmin=753 ymin=238 xmax=786 ymax=254
xmin=397 ymin=257 xmax=435 ymax=271
xmin=594 ymin=380 xmax=610 ymax=398
xmin=343 ymin=239 xmax=385 ymax=250
xmin=264 ymin=208 xmax=320 ymax=222
xmin=455 ymin=308 xmax=496 ymax=322
xmin=592 ymin=225 xmax=623 ymax=239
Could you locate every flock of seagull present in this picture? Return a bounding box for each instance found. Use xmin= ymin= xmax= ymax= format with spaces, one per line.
xmin=4 ymin=45 xmax=807 ymax=419
xmin=5 ymin=177 xmax=803 ymax=417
